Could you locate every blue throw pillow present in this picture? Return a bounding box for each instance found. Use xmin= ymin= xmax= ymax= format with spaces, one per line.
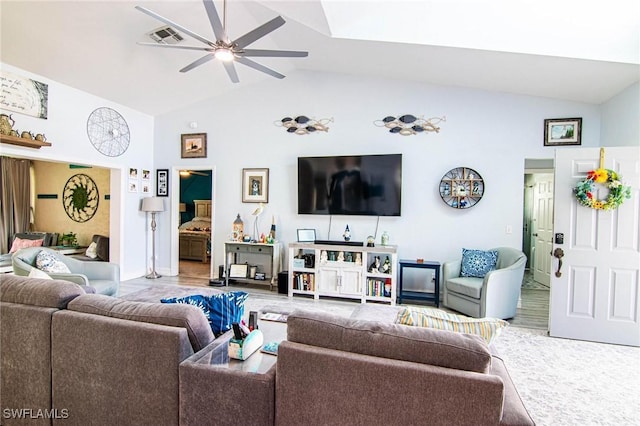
xmin=161 ymin=291 xmax=248 ymax=336
xmin=460 ymin=248 xmax=498 ymax=278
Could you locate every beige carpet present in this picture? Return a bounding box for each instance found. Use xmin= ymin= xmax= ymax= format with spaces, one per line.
xmin=123 ymin=285 xmax=639 ymax=426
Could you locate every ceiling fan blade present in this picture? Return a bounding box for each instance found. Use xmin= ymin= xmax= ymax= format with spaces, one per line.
xmin=180 ymin=53 xmax=215 ymax=73
xmin=202 ymin=0 xmax=229 ymax=42
xmin=239 ymin=49 xmax=308 ymax=58
xmin=223 ymin=61 xmax=240 ymax=83
xmin=135 ymin=6 xmax=215 ymax=47
xmin=233 ymin=16 xmax=286 ymax=49
xmin=137 ymin=42 xmax=212 ymax=52
xmin=235 ymin=57 xmax=285 ymax=79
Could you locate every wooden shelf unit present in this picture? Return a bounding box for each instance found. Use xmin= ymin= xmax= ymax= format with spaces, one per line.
xmin=0 ymin=134 xmax=52 ymax=149
xmin=288 ymin=242 xmax=397 ymax=305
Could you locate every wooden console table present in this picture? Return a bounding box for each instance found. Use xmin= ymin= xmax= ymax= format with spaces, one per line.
xmin=224 ymin=242 xmax=281 ymax=289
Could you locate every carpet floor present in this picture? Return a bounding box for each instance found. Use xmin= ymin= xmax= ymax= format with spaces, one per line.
xmin=122 ymin=284 xmax=638 ymax=426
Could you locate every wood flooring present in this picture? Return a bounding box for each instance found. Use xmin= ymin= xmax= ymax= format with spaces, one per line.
xmin=120 ymin=260 xmax=550 ymax=330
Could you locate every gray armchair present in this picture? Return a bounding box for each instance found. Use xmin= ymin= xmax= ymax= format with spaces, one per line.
xmin=12 ymin=247 xmax=119 ymax=296
xmin=442 ymin=247 xmax=526 ymax=319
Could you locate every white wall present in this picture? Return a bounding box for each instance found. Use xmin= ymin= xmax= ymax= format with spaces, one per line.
xmin=154 ymin=70 xmax=602 ymax=273
xmin=0 ymin=63 xmax=154 ymax=280
xmin=600 ymin=82 xmax=640 ymax=147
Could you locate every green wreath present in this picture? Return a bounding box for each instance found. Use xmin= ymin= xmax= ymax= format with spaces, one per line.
xmin=574 ymin=168 xmax=631 ymax=210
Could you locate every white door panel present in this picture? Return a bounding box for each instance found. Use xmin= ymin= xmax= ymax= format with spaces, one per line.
xmin=550 ymin=147 xmax=640 ymax=346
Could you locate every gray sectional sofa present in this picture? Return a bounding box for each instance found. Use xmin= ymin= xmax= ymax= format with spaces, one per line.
xmin=1 ymin=274 xmax=533 ymax=425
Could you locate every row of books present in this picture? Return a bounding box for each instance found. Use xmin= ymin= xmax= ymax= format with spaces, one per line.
xmin=292 ymin=272 xmax=315 ymax=291
xmin=366 ymin=278 xmax=392 ymax=298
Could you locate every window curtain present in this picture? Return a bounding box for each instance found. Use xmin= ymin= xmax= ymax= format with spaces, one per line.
xmin=0 ymin=156 xmax=31 ymax=253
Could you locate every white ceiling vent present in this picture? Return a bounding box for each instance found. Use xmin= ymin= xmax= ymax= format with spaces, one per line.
xmin=147 ymin=26 xmax=183 ymax=45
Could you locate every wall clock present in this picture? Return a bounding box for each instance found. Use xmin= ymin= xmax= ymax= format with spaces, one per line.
xmin=63 ymin=174 xmax=99 ymax=223
xmin=439 ymin=167 xmax=484 ymax=209
xmin=86 ymin=107 xmax=130 ymax=157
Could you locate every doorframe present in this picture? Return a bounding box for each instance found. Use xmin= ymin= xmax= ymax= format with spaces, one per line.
xmin=523 ymin=164 xmax=554 ymax=276
xmin=169 ymin=165 xmax=216 ymax=278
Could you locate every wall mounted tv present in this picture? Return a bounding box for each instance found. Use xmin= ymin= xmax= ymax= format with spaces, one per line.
xmin=298 ymin=154 xmax=402 ymax=216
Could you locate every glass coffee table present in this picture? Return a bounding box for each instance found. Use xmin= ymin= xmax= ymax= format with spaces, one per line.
xmin=179 ymin=317 xmax=287 ymax=425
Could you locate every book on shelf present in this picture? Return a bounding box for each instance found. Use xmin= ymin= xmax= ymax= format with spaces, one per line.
xmin=293 ymin=272 xmax=315 ymax=291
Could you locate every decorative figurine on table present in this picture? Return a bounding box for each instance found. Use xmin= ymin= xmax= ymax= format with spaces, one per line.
xmin=366 ymin=235 xmax=375 ymax=247
xmin=369 ymin=256 xmax=381 ymax=273
xmin=343 ymin=225 xmax=351 ymax=241
xmin=232 ymin=214 xmax=244 ymax=241
xmin=337 ymin=251 xmax=345 ymax=262
xmin=355 ymin=253 xmax=362 ymax=265
xmin=382 ymin=256 xmax=391 ymax=274
xmin=320 ymin=250 xmax=328 ymax=264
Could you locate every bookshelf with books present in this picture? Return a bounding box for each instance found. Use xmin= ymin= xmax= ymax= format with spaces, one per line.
xmin=288 ymin=242 xmax=397 ymax=305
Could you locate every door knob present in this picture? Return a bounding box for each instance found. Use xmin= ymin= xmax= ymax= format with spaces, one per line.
xmin=553 ymin=248 xmax=564 ymax=278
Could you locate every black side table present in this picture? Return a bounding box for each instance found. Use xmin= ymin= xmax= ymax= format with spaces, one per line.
xmin=398 ymin=260 xmax=440 ymax=306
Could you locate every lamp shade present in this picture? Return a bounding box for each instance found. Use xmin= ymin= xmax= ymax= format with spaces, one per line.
xmin=141 ymin=197 xmax=165 ymax=212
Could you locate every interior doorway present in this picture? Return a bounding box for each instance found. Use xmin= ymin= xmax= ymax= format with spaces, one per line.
xmin=177 ymin=168 xmax=213 ymax=279
xmin=523 ymin=159 xmax=554 ymax=289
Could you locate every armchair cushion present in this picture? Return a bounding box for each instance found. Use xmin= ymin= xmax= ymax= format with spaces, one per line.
xmin=28 ymin=268 xmax=52 ymax=279
xmin=446 ymin=276 xmax=484 ymax=299
xmin=460 ymin=248 xmax=498 ymax=278
xmin=36 ymin=251 xmax=71 ymax=273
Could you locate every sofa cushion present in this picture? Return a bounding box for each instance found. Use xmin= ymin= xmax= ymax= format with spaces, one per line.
xmin=0 ymin=274 xmax=85 ymax=308
xmin=10 ymin=237 xmax=44 ymax=253
xmin=85 ymin=242 xmax=98 ymax=259
xmin=397 ymin=307 xmax=509 ymax=344
xmin=446 ymin=276 xmax=484 ymax=299
xmin=36 ymin=250 xmax=71 ymax=273
xmin=460 ymin=248 xmax=498 ymax=278
xmin=287 ymin=310 xmax=492 ymax=373
xmin=68 ymin=294 xmax=215 ymax=351
xmin=161 ymin=291 xmax=248 ymax=336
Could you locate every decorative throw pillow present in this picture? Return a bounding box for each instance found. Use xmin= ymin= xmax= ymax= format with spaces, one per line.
xmin=460 ymin=248 xmax=498 ymax=278
xmin=396 ymin=306 xmax=508 ymax=344
xmin=36 ymin=251 xmax=71 ymax=273
xmin=28 ymin=267 xmax=52 ymax=279
xmin=9 ymin=237 xmax=44 ymax=253
xmin=161 ymin=291 xmax=248 ymax=336
xmin=85 ymin=242 xmax=98 ymax=259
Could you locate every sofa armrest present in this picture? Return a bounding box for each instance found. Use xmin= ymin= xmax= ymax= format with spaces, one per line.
xmin=276 ymin=341 xmax=504 ymax=426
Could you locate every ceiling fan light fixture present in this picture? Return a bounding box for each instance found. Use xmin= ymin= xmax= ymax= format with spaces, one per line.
xmin=214 ymin=48 xmax=234 ymax=62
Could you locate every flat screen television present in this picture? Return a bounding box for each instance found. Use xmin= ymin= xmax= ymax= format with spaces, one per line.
xmin=298 ymin=154 xmax=402 ymax=216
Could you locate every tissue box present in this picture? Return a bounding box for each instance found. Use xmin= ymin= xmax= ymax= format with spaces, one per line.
xmin=228 ymin=329 xmax=264 ymax=360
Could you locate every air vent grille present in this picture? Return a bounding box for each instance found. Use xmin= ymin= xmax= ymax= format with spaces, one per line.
xmin=147 ymin=25 xmax=183 ymax=44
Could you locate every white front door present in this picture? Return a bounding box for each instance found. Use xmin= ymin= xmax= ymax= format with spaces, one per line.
xmin=532 ymin=173 xmax=554 ymax=286
xmin=550 ymin=147 xmax=640 ymax=346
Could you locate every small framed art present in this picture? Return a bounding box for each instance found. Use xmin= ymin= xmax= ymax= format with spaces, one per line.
xmin=181 ymin=133 xmax=207 ymax=158
xmin=544 ymin=118 xmax=582 ymax=146
xmin=242 ymin=168 xmax=269 ymax=203
xmin=156 ymin=169 xmax=169 ymax=197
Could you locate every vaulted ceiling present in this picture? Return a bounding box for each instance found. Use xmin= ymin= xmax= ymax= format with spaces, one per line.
xmin=1 ymin=0 xmax=638 ymax=116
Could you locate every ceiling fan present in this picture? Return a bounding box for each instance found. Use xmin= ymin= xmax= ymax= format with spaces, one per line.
xmin=180 ymin=170 xmax=209 ymax=177
xmin=135 ymin=0 xmax=308 ymax=82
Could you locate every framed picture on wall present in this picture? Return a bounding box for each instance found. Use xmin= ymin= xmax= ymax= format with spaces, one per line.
xmin=544 ymin=118 xmax=582 ymax=146
xmin=156 ymin=169 xmax=169 ymax=197
xmin=242 ymin=168 xmax=269 ymax=203
xmin=181 ymin=133 xmax=207 ymax=158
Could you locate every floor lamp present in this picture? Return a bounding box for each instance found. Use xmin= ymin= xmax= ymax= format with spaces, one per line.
xmin=141 ymin=197 xmax=165 ymax=279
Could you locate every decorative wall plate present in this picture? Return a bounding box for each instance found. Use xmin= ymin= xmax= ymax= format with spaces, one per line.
xmin=439 ymin=167 xmax=484 ymax=209
xmin=63 ymin=174 xmax=99 ymax=222
xmin=87 ymin=107 xmax=130 ymax=157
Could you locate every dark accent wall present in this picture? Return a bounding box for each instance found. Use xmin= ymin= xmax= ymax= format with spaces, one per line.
xmin=180 ymin=172 xmax=212 ymax=223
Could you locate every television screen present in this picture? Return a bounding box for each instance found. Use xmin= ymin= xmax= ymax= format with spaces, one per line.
xmin=298 ymin=154 xmax=402 ymax=216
